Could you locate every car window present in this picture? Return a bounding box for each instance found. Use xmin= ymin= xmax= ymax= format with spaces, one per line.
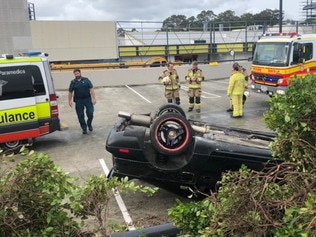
xmin=0 ymin=65 xmax=45 ymax=100
xmin=30 ymin=65 xmax=46 ymax=95
xmin=301 ymin=43 xmax=313 ymax=61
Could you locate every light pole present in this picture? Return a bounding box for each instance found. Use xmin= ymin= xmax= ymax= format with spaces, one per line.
xmin=188 ymin=23 xmax=191 ymax=44
xmin=166 ymin=26 xmax=169 ymax=61
xmin=279 ymin=0 xmax=283 ymax=33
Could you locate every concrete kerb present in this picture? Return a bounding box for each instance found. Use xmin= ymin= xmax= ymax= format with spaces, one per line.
xmin=52 ymin=61 xmax=252 ymax=90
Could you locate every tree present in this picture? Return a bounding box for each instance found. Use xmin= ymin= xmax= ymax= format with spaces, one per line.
xmin=162 ymin=14 xmax=188 ymax=31
xmin=215 ymin=10 xmax=240 ymax=22
xmin=214 ymin=10 xmax=242 ymax=30
xmin=185 ymin=16 xmax=199 ymax=31
xmin=160 ymin=8 xmax=287 ymax=31
xmin=253 ymin=9 xmax=280 ymax=26
xmin=195 ymin=10 xmax=217 ymax=27
xmin=240 ymin=12 xmax=255 ymax=22
xmin=117 ymin=27 xmax=125 ymax=37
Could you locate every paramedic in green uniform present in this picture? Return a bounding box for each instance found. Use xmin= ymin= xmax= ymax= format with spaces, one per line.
xmin=68 ymin=68 xmax=96 ymax=134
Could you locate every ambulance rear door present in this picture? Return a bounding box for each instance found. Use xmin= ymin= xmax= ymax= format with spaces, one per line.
xmin=33 ymin=59 xmax=60 ymax=135
xmin=0 ymin=63 xmax=40 ymax=147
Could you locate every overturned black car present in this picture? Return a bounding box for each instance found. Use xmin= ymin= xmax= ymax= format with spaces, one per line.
xmin=106 ymin=104 xmax=281 ymax=193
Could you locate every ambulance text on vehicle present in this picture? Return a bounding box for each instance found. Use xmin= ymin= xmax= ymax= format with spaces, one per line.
xmin=249 ymin=33 xmax=316 ymax=96
xmin=0 ymin=52 xmax=61 ymax=151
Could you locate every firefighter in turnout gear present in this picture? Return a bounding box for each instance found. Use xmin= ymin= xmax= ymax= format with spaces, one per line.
xmin=158 ymin=62 xmax=181 ymax=105
xmin=185 ymin=61 xmax=204 ymax=113
xmin=226 ymin=65 xmax=249 ymax=112
xmin=227 ymin=62 xmax=247 ymax=118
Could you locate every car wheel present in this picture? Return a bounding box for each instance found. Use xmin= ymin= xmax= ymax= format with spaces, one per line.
xmin=4 ymin=140 xmax=22 ymax=149
xmin=150 ymin=113 xmax=193 ymax=156
xmin=156 ymin=103 xmax=186 ymax=117
xmin=2 ymin=140 xmax=22 ymax=154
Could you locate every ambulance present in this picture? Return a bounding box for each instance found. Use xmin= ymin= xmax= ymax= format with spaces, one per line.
xmin=0 ymin=52 xmax=60 ymax=152
xmin=250 ymin=33 xmax=316 ymax=96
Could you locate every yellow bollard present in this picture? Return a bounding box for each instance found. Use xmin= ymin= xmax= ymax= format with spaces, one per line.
xmin=209 ymin=62 xmax=218 ymax=66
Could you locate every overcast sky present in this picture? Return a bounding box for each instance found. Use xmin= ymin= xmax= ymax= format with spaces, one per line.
xmin=29 ymin=0 xmax=301 ymax=22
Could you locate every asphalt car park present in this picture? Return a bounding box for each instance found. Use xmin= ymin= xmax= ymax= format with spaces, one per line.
xmin=30 ymin=78 xmax=271 ymax=229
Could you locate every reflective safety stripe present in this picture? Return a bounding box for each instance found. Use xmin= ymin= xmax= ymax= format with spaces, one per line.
xmin=0 ymin=106 xmax=38 ymax=125
xmin=0 ymin=128 xmax=40 ymax=142
xmin=188 ymin=84 xmax=201 ymax=89
xmin=36 ymin=102 xmax=51 ymax=119
xmin=0 ymin=102 xmax=52 ymax=143
xmin=0 ymin=102 xmax=50 ymax=126
xmin=0 ymin=57 xmax=42 ymax=64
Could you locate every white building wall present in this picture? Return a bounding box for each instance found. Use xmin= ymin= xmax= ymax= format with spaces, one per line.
xmin=30 ymin=21 xmax=118 ymax=62
xmin=0 ymin=0 xmax=32 ymax=55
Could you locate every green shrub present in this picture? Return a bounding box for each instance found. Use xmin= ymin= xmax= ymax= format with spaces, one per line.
xmin=0 ymin=151 xmax=80 ymax=237
xmin=273 ymin=193 xmax=316 ymax=237
xmin=264 ymin=74 xmax=316 ymax=170
xmin=168 ymin=198 xmax=215 ymax=236
xmin=0 ymin=149 xmax=158 ymax=236
xmin=169 ymin=163 xmax=316 ymax=237
xmin=71 ymin=175 xmax=158 ymax=235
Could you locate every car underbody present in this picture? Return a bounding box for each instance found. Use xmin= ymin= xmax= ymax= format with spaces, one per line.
xmin=106 ymin=104 xmax=281 ymax=193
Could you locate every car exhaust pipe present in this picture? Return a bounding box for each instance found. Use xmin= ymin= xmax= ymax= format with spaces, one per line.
xmin=118 ymin=111 xmax=152 ymax=127
xmin=110 ymin=223 xmax=180 ymax=237
xmin=191 ymin=124 xmax=211 ymax=133
xmin=119 ymin=111 xmax=212 ymax=131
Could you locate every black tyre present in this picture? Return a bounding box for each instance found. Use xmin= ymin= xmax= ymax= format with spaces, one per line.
xmin=2 ymin=140 xmax=22 ymax=154
xmin=156 ymin=103 xmax=186 ymax=118
xmin=4 ymin=140 xmax=22 ymax=149
xmin=150 ymin=62 xmax=160 ymax=67
xmin=150 ymin=113 xmax=193 ymax=156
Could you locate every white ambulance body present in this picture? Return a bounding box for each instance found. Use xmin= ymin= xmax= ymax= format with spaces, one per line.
xmin=0 ymin=52 xmax=60 ymax=151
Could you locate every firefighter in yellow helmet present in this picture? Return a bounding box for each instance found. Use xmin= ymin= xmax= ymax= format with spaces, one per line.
xmin=185 ymin=61 xmax=204 ymax=113
xmin=158 ymin=62 xmax=181 ymax=105
xmin=227 ymin=62 xmax=247 ymax=118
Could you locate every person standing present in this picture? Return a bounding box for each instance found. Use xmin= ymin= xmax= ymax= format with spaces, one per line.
xmin=185 ymin=61 xmax=204 ymax=113
xmin=227 ymin=65 xmax=248 ymax=112
xmin=68 ymin=68 xmax=96 ymax=134
xmin=227 ymin=63 xmax=247 ymax=118
xmin=158 ymin=62 xmax=181 ymax=105
xmin=240 ymin=65 xmax=249 ymax=105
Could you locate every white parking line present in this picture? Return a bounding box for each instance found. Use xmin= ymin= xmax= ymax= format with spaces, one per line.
xmin=98 ymin=158 xmax=136 ymax=231
xmin=213 ymin=80 xmax=229 ymax=84
xmin=125 ymin=85 xmax=152 ymax=103
xmin=202 ymin=91 xmax=222 ymax=98
xmin=181 ymin=85 xmax=221 ymax=98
